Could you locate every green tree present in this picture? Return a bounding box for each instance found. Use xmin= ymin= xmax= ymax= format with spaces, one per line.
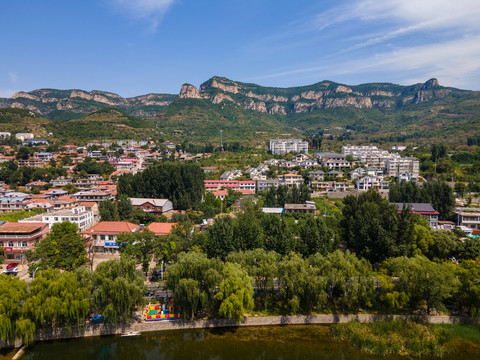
xmin=117 ymin=194 xmax=133 ymax=220
xmin=214 ymin=262 xmax=254 ymax=323
xmin=0 ymin=276 xmax=35 ymax=345
xmin=91 ymin=258 xmax=145 ymax=324
xmin=342 ymin=190 xmax=402 ymax=263
xmin=278 ymin=252 xmax=327 ymax=313
xmin=117 ymin=162 xmax=205 ymax=210
xmin=297 ymin=216 xmax=335 ymax=256
xmin=456 ymin=260 xmax=480 ymax=316
xmin=99 ymin=199 xmax=118 ymax=221
xmin=22 ymin=269 xmax=90 ymax=330
xmin=117 ymin=229 xmax=160 ymax=275
xmin=310 ymin=250 xmax=376 ymax=311
xmin=167 ymin=252 xmax=222 ymax=319
xmin=27 ymin=221 xmax=86 ymax=271
xmin=205 ymin=216 xmax=235 ymax=259
xmin=386 ymin=255 xmax=459 ymax=311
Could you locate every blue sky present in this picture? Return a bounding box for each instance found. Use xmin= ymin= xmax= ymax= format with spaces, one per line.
xmin=1 ymin=0 xmax=480 ymax=97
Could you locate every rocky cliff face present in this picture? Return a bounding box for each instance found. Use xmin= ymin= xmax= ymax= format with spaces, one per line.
xmin=0 ymin=77 xmax=462 ymax=119
xmin=0 ymin=89 xmax=176 ymax=118
xmin=176 ymin=77 xmax=454 ymax=115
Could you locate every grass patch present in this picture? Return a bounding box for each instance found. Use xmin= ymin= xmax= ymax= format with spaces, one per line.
xmin=332 ymin=321 xmax=480 ymax=357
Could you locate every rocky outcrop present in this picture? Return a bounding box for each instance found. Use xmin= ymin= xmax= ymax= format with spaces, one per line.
xmin=211 ymin=93 xmax=235 ymax=104
xmin=243 ymin=99 xmax=267 ymax=112
xmin=366 ymin=90 xmax=394 ymax=97
xmin=267 ymin=103 xmax=286 ymax=115
xmin=422 ymin=78 xmax=440 ymax=90
xmin=200 ymin=79 xmax=239 ymax=94
xmin=12 ymin=92 xmax=40 ymax=101
xmin=179 ymin=84 xmax=202 ymax=99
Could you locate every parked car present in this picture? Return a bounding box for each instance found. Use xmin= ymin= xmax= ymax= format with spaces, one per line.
xmin=2 ymin=268 xmax=19 ymax=276
xmin=6 ymin=262 xmax=19 ymax=270
xmin=90 ymin=315 xmax=104 ymax=324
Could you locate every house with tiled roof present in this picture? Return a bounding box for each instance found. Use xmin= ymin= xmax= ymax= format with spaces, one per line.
xmin=129 ymin=198 xmax=173 ymax=215
xmin=82 ymin=221 xmax=140 ymax=254
xmin=394 ymin=203 xmax=439 ymax=228
xmin=147 ymin=222 xmax=177 ymax=236
xmin=0 ymin=222 xmax=49 ymax=263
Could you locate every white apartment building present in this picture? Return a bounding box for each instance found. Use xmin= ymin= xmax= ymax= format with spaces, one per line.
xmin=269 ymin=139 xmax=308 ymax=155
xmin=19 ymin=206 xmax=96 ymax=231
xmin=15 ymin=133 xmax=34 ymax=142
xmin=386 ymin=157 xmax=420 ymax=178
xmin=356 ymin=176 xmax=389 ymax=191
xmin=0 ymin=132 xmax=11 ymax=140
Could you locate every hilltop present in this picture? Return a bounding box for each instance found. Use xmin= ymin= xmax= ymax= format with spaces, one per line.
xmin=1 ymin=77 xmax=479 ymax=144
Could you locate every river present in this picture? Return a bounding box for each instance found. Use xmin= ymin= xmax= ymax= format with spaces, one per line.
xmin=16 ymin=325 xmax=480 ymax=360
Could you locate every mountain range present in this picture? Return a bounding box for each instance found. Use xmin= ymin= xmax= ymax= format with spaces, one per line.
xmin=0 ymin=77 xmax=479 ymax=145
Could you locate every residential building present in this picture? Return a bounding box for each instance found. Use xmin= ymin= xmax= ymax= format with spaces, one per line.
xmin=0 ymin=132 xmax=11 ymax=140
xmin=269 ymin=139 xmax=308 ymax=155
xmin=455 ymin=207 xmax=480 ymax=233
xmin=19 ymin=206 xmax=96 ymax=231
xmin=15 ymin=133 xmax=34 ymax=142
xmin=257 ymin=179 xmax=279 ymax=192
xmin=82 ymin=221 xmax=140 ymax=254
xmin=146 ymin=222 xmax=177 ymax=236
xmin=129 ymin=198 xmax=174 ymax=215
xmin=284 ymin=201 xmax=316 ymax=214
xmin=261 ymin=208 xmax=284 ymax=215
xmin=72 ymin=190 xmax=115 ymax=203
xmin=308 ymin=170 xmax=325 ymax=182
xmin=0 ymin=222 xmax=49 ymax=263
xmin=395 ymin=203 xmax=439 ymax=228
xmin=356 ymin=176 xmax=389 ymax=191
xmin=22 ymin=139 xmax=49 ymax=146
xmin=278 ymin=173 xmax=304 ymax=188
xmin=386 ymin=157 xmax=420 ymax=178
xmin=0 ymin=196 xmax=30 ymax=212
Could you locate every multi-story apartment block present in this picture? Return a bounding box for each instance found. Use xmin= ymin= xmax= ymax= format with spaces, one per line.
xmin=257 ymin=179 xmax=280 ymax=192
xmin=386 ymin=157 xmax=420 ymax=178
xmin=356 ymin=176 xmax=389 ymax=191
xmin=278 ymin=173 xmax=304 ymax=188
xmin=269 ymin=139 xmax=308 ymax=155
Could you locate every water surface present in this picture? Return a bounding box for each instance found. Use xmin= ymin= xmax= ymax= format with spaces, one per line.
xmin=22 ymin=325 xmax=479 ymax=360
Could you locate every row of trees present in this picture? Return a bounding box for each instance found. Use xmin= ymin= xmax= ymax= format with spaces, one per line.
xmin=166 ymin=249 xmax=480 ymax=321
xmin=260 ymin=184 xmax=311 ymax=207
xmin=0 ymin=259 xmax=145 ymax=345
xmin=117 ymin=162 xmax=204 ymax=210
xmin=388 ymin=180 xmax=455 ymax=220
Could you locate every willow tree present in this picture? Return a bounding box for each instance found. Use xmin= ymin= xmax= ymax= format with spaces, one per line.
xmin=167 ymin=252 xmax=222 ymax=319
xmin=214 ymin=263 xmax=254 ymax=323
xmin=0 ymin=276 xmax=35 ymax=345
xmin=22 ymin=269 xmax=90 ymax=331
xmin=91 ymin=258 xmax=145 ymax=324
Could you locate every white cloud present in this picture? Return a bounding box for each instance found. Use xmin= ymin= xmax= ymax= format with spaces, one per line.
xmin=0 ymin=89 xmax=17 ymax=98
xmin=8 ymin=72 xmax=19 ymax=87
xmin=110 ymin=0 xmax=176 ymax=30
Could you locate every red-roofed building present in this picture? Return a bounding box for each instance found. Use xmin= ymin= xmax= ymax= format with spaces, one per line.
xmin=147 ymin=222 xmax=177 ymax=236
xmin=0 ymin=222 xmax=49 ymax=263
xmin=82 ymin=221 xmax=140 ymax=254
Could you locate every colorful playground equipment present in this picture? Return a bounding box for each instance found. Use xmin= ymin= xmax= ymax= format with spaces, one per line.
xmin=145 ymin=303 xmax=181 ymax=321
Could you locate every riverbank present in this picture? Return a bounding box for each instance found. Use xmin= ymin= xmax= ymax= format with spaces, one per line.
xmin=2 ymin=313 xmax=479 ymax=351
